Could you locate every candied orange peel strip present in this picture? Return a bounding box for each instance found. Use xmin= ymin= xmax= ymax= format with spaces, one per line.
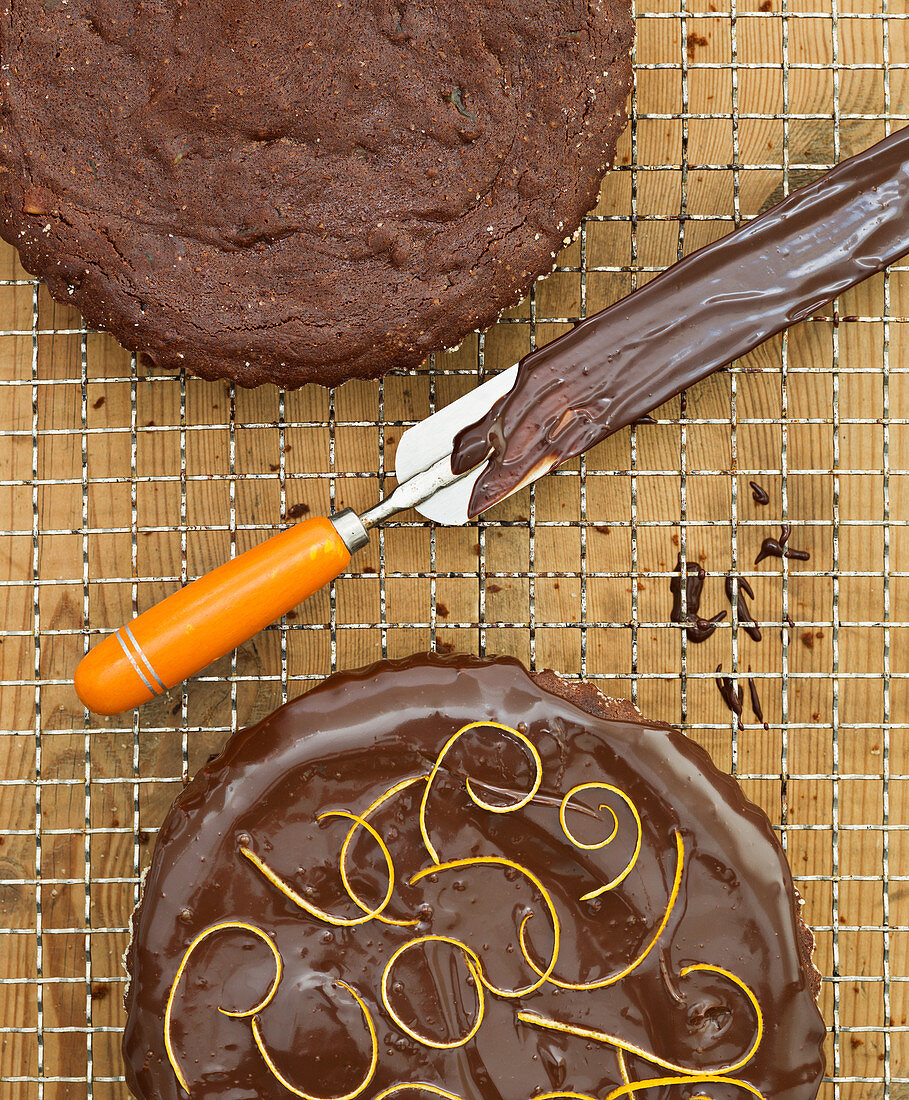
xmin=559 ymin=783 xmax=642 ymax=900
xmin=381 ymin=935 xmax=486 ymax=1049
xmin=251 ymin=980 xmax=377 ymax=1100
xmin=521 ymin=830 xmax=684 ymax=991
xmin=410 ymin=855 xmax=559 ymax=997
xmin=164 ymin=920 xmax=282 ymax=1093
xmin=241 ymin=808 xmax=397 ymax=927
xmin=419 ymin=721 xmax=543 ymax=864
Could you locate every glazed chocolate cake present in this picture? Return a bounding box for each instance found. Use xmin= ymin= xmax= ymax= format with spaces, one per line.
xmin=0 ymin=1 xmax=632 ymax=388
xmin=124 ymin=654 xmax=824 ymax=1100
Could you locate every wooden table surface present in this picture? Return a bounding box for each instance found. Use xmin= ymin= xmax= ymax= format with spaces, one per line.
xmin=0 ymin=2 xmax=906 ymax=1097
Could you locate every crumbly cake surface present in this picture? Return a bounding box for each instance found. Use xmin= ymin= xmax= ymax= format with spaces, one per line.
xmin=0 ymin=1 xmax=633 ymax=387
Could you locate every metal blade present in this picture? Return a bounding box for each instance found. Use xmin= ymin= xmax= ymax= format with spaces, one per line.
xmin=393 ymin=365 xmax=517 ymax=525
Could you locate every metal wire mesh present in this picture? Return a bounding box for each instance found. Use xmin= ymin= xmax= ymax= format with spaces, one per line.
xmin=0 ymin=2 xmax=907 ymax=1097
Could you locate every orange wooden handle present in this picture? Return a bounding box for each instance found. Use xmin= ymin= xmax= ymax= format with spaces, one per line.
xmin=74 ymin=517 xmax=352 ymax=715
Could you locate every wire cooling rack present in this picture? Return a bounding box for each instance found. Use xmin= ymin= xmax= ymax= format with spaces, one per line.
xmin=1 ymin=2 xmax=907 ymax=1098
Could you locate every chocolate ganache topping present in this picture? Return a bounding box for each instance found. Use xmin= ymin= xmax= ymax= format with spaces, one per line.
xmin=123 ymin=654 xmax=825 ymax=1100
xmin=452 ymin=126 xmax=909 ymax=516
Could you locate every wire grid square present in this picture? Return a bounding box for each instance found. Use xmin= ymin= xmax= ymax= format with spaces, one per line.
xmin=0 ymin=1 xmax=906 ymax=1097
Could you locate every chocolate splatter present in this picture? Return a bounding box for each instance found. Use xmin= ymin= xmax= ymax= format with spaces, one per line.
xmin=749 ymin=481 xmax=770 ymax=505
xmin=715 ymin=664 xmax=744 ymax=729
xmin=724 ymin=575 xmax=762 ymax=642
xmin=755 ymin=524 xmax=810 ymax=565
xmin=686 ymin=32 xmax=709 ymax=58
xmin=670 ymin=555 xmax=726 ymax=642
xmin=91 ymin=395 xmax=106 ymax=410
xmin=285 ymin=502 xmax=310 ymax=520
xmin=436 ymin=603 xmax=450 ymax=619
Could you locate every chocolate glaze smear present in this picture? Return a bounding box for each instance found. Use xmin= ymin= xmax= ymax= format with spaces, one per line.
xmin=452 ymin=127 xmax=909 ymax=515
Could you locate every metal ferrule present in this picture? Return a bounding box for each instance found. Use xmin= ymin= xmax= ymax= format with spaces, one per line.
xmin=330 ymin=508 xmax=370 ymax=554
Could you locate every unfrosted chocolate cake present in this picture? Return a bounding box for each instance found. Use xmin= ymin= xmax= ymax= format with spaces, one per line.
xmin=123 ymin=654 xmax=824 ymax=1100
xmin=0 ymin=1 xmax=632 ymax=387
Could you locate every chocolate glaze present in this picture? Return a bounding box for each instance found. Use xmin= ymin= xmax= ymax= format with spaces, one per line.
xmin=750 ymin=482 xmax=770 ymax=506
xmin=452 ymin=127 xmax=909 ymax=516
xmin=724 ymin=575 xmax=762 ymax=642
xmin=670 ymin=555 xmax=726 ymax=643
xmin=755 ymin=525 xmax=810 ymax=566
xmin=715 ymin=664 xmax=745 ymax=730
xmin=124 ymin=654 xmax=824 ymax=1100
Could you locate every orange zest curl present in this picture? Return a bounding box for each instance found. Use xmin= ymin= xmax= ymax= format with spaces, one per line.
xmin=319 ymin=808 xmax=417 ymax=928
xmin=534 ymin=1094 xmax=601 ymax=1100
xmin=164 ymin=921 xmax=282 ymax=1093
xmin=616 ymin=1050 xmax=636 ymax=1100
xmin=419 ymin=721 xmax=543 ymax=865
xmin=558 ymin=783 xmax=643 ymax=901
xmin=370 ymin=1086 xmax=464 ymax=1100
xmin=336 ymin=774 xmax=427 ymax=928
xmin=410 ymin=855 xmax=559 ymax=997
xmin=241 ymin=809 xmax=398 ymax=927
xmin=519 ymin=961 xmax=763 ymax=1090
xmin=676 ymin=964 xmax=764 ymax=1075
xmin=381 ymin=935 xmax=486 ymax=1049
xmin=604 ymin=1076 xmax=764 ymax=1100
xmin=251 ymin=980 xmax=378 ymax=1100
xmin=521 ymin=830 xmax=684 ymax=991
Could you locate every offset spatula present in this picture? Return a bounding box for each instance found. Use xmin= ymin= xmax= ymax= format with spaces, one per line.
xmin=74 ymin=370 xmax=516 ymax=715
xmin=75 ymin=126 xmax=909 ymax=715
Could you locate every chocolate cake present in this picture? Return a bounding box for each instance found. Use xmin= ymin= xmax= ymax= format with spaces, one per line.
xmin=0 ymin=2 xmax=632 ymax=388
xmin=124 ymin=654 xmax=825 ymax=1100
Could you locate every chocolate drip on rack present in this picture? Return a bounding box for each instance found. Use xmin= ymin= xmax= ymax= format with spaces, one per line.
xmin=715 ymin=663 xmax=745 ymax=729
xmin=749 ymin=482 xmax=770 ymax=506
xmin=670 ymin=555 xmax=726 ymax=642
xmin=755 ymin=524 xmax=810 ymax=565
xmin=452 ymin=127 xmax=909 ymax=516
xmin=724 ymin=575 xmax=762 ymax=642
xmin=748 ymin=674 xmax=768 ymax=729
